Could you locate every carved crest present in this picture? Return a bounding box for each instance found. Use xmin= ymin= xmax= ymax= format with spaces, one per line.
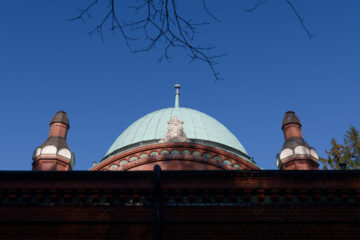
xmin=159 ymin=117 xmax=190 ymax=143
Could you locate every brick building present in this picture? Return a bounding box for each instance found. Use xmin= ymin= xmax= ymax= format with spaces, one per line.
xmin=2 ymin=85 xmax=359 ymax=239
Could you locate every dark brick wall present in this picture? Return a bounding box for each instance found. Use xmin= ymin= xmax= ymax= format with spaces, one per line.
xmin=0 ymin=170 xmax=359 ymax=239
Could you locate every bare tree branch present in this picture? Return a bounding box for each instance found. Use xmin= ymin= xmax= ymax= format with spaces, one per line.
xmin=244 ymin=0 xmax=267 ymax=13
xmin=202 ymin=0 xmax=221 ymax=23
xmin=69 ymin=0 xmax=315 ymax=82
xmin=245 ymin=0 xmax=314 ymax=39
xmin=69 ymin=0 xmax=224 ymax=81
xmin=285 ymin=0 xmax=314 ymax=39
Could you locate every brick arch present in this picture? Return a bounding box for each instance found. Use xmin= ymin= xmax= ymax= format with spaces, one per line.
xmin=91 ymin=142 xmax=259 ymax=171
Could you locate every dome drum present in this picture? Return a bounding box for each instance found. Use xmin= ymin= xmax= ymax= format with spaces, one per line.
xmin=91 ymin=142 xmax=260 ymax=171
xmin=103 ymin=138 xmax=253 ymax=164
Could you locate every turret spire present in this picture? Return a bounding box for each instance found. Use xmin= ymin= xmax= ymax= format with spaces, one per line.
xmin=32 ymin=111 xmax=75 ymax=171
xmin=276 ymin=111 xmax=319 ymax=170
xmin=174 ymin=84 xmax=180 ymax=108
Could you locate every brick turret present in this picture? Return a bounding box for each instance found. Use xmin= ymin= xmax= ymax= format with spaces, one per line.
xmin=32 ymin=111 xmax=75 ymax=171
xmin=48 ymin=111 xmax=69 ymax=138
xmin=282 ymin=111 xmax=302 ymax=139
xmin=276 ymin=111 xmax=319 ymax=170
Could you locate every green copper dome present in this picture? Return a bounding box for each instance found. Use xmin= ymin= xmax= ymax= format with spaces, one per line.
xmin=104 ymin=107 xmax=251 ymax=161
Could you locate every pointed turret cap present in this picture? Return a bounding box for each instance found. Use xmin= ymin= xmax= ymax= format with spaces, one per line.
xmin=50 ymin=111 xmax=70 ymax=129
xmin=281 ymin=111 xmax=301 ymax=129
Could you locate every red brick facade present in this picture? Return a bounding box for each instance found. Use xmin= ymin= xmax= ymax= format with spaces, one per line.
xmin=1 ymin=170 xmax=360 ymax=239
xmin=24 ymin=110 xmax=354 ymax=239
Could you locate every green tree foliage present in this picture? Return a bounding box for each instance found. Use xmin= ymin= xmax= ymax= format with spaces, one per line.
xmin=320 ymin=126 xmax=360 ymax=169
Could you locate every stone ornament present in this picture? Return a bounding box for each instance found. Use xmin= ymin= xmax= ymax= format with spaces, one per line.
xmin=160 ymin=117 xmax=190 ymax=143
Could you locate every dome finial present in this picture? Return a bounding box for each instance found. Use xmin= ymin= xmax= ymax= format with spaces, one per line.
xmin=174 ymin=84 xmax=181 ymax=108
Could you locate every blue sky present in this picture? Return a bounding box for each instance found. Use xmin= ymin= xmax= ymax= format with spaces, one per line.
xmin=1 ymin=0 xmax=359 ymax=170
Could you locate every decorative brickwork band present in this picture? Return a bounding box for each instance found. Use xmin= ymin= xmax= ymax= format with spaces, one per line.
xmin=91 ymin=142 xmax=259 ymax=171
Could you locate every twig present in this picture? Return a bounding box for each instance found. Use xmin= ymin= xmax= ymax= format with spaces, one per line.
xmin=285 ymin=0 xmax=314 ymax=39
xmin=69 ymin=0 xmax=225 ymax=81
